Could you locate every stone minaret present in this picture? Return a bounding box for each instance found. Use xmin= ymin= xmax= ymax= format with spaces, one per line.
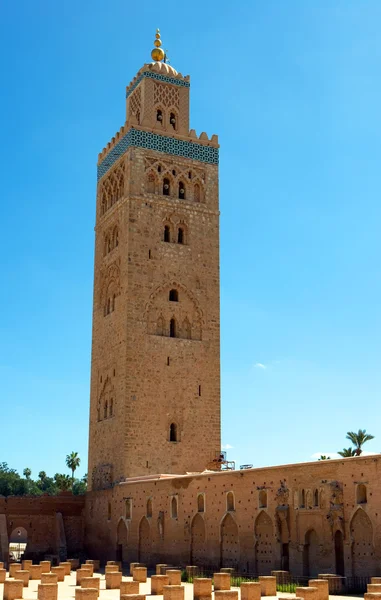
xmin=88 ymin=31 xmax=220 ymax=490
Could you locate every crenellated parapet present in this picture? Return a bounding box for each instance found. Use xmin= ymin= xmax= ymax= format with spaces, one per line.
xmin=126 ymin=61 xmax=190 ymax=99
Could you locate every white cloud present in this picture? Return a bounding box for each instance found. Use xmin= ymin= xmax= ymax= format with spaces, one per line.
xmin=254 ymin=363 xmax=267 ymax=369
xmin=222 ymin=444 xmax=234 ymax=450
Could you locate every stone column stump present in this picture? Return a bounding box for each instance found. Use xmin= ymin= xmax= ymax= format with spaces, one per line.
xmin=9 ymin=564 xmax=21 ymax=578
xmin=214 ymin=592 xmax=238 ymax=600
xmin=30 ymin=565 xmax=43 ymax=580
xmin=214 ymin=573 xmax=231 ymax=591
xmin=368 ymin=586 xmax=381 ymax=594
xmin=156 ymin=564 xmax=168 ymax=575
xmin=130 ymin=563 xmax=141 ymax=576
xmin=151 ymin=575 xmax=169 ymax=595
xmin=105 ymin=565 xmax=119 ymax=574
xmin=37 ymin=584 xmax=58 ymax=600
xmin=120 ymin=595 xmax=146 ymax=600
xmin=14 ymin=570 xmax=30 ymax=587
xmin=317 ymin=575 xmax=342 ymax=594
xmin=40 ymin=562 xmax=51 ymax=574
xmin=365 ymin=595 xmax=381 ymax=600
xmin=75 ymin=589 xmax=99 ymax=600
xmin=81 ymin=577 xmax=100 ymax=595
xmin=81 ymin=565 xmax=94 ymax=576
xmin=133 ymin=567 xmax=147 ymax=583
xmin=309 ymin=579 xmax=329 ymax=600
xmin=41 ymin=574 xmax=58 ymax=585
xmin=0 ymin=568 xmax=6 ymax=583
xmin=59 ymin=562 xmax=71 ymax=576
xmin=296 ymin=587 xmax=319 ymax=600
xmin=271 ymin=571 xmax=290 ymax=585
xmin=163 ymin=586 xmax=185 ymax=600
xmin=51 ymin=567 xmax=65 ymax=582
xmin=240 ymin=582 xmax=261 ymax=600
xmin=186 ymin=567 xmax=198 ymax=580
xmin=86 ymin=560 xmax=100 ymax=572
xmin=372 ymin=580 xmax=381 ymax=585
xmin=167 ymin=570 xmax=182 ymax=586
xmin=4 ymin=579 xmax=24 ymax=600
xmin=68 ymin=559 xmax=80 ymax=571
xmin=77 ymin=569 xmax=90 ymax=586
xmin=259 ymin=576 xmax=277 ymax=597
xmin=22 ymin=561 xmax=33 ymax=570
xmin=120 ymin=581 xmax=140 ymax=596
xmin=194 ymin=578 xmax=212 ymax=600
xmin=106 ymin=571 xmax=123 ymax=589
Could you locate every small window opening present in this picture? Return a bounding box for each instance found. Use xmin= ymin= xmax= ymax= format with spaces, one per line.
xmin=167 ymin=357 xmax=170 ymax=366
xmin=300 ymin=489 xmax=305 ymax=508
xmin=227 ymin=491 xmax=235 ymax=511
xmin=188 ymin=171 xmax=192 ymax=179
xmin=178 ymin=228 xmax=184 ymax=244
xmin=170 ymin=422 xmax=178 ymax=442
xmin=163 ymin=178 xmax=170 ymax=196
xmin=125 ymin=498 xmax=132 ymax=519
xmin=104 ymin=400 xmax=108 ymax=419
xmin=158 ymin=165 xmax=162 ymax=172
xmin=197 ymin=494 xmax=205 ymax=513
xmin=113 ymin=369 xmax=116 ymax=376
xmin=314 ymin=489 xmax=319 ymax=507
xmin=179 ymin=182 xmax=185 ymax=199
xmin=156 ymin=109 xmax=163 ymax=122
xmin=170 ymin=113 xmax=176 ymax=130
xmin=171 ymin=496 xmax=178 ymax=518
xmin=169 ymin=289 xmax=179 ymax=302
xmin=357 ymin=484 xmax=367 ymax=504
xmin=172 ymin=169 xmax=176 ymax=176
xmin=107 ymin=502 xmax=111 ymax=520
xmin=170 ymin=318 xmax=176 ymax=338
xmin=109 ymin=398 xmax=113 ymax=417
xmin=164 ymin=225 xmax=170 ymax=242
xmin=259 ymin=490 xmax=267 ymax=508
xmin=198 ymin=385 xmax=201 ymax=396
xmin=147 ymin=498 xmax=153 ymax=518
xmin=149 ymin=249 xmax=151 ymax=259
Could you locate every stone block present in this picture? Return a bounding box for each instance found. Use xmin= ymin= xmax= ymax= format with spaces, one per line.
xmin=271 ymin=571 xmax=290 ymax=584
xmin=133 ymin=567 xmax=147 ymax=583
xmin=259 ymin=577 xmax=277 ymax=597
xmin=194 ymin=578 xmax=212 ymax=600
xmin=4 ymin=579 xmax=23 ymax=600
xmin=372 ymin=580 xmax=381 ymax=585
xmin=86 ymin=560 xmax=100 ymax=572
xmin=106 ymin=571 xmax=122 ymax=589
xmin=295 ymin=587 xmax=319 ymax=600
xmin=75 ymin=589 xmax=99 ymax=600
xmin=309 ymin=579 xmax=329 ymax=600
xmin=120 ymin=596 xmax=146 ymax=600
xmin=81 ymin=577 xmax=100 ymax=593
xmin=107 ymin=561 xmax=122 ymax=569
xmin=105 ymin=565 xmax=119 ymax=573
xmin=30 ymin=565 xmax=43 ymax=580
xmin=167 ymin=570 xmax=182 ymax=586
xmin=130 ymin=563 xmax=141 ymax=576
xmin=41 ymin=574 xmax=58 ymax=584
xmin=22 ymin=560 xmax=33 ymax=570
xmin=163 ymin=586 xmax=185 ymax=600
xmin=40 ymin=562 xmax=51 ymax=574
xmin=77 ymin=569 xmax=91 ymax=586
xmin=50 ymin=566 xmax=65 ymax=582
xmin=0 ymin=561 xmax=3 ymax=569
xmin=214 ymin=592 xmax=238 ymax=600
xmin=38 ymin=584 xmax=58 ymax=600
xmin=0 ymin=568 xmax=6 ymax=583
xmin=59 ymin=562 xmax=71 ymax=576
xmin=368 ymin=586 xmax=381 ymax=594
xmin=120 ymin=581 xmax=140 ymax=596
xmin=365 ymin=595 xmax=381 ymax=600
xmin=68 ymin=558 xmax=80 ymax=571
xmin=156 ymin=564 xmax=168 ymax=575
xmin=240 ymin=582 xmax=261 ymax=600
xmin=81 ymin=564 xmax=94 ymax=576
xmin=151 ymin=575 xmax=169 ymax=595
xmin=14 ymin=569 xmax=30 ymax=587
xmin=9 ymin=563 xmax=21 ymax=578
xmin=214 ymin=573 xmax=231 ymax=591
xmin=317 ymin=575 xmax=342 ymax=594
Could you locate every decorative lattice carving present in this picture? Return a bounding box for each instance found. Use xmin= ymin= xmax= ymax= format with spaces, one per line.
xmin=129 ymin=87 xmax=141 ymax=121
xmin=154 ymin=82 xmax=180 ymax=109
xmin=98 ymin=160 xmax=125 ymax=215
xmin=126 ymin=71 xmax=189 ymax=100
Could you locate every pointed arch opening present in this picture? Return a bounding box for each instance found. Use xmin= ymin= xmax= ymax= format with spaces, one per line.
xmin=221 ymin=512 xmax=239 ymax=569
xmin=178 ymin=227 xmax=184 ymax=244
xmin=169 ymin=422 xmax=178 ymax=442
xmin=146 ymin=498 xmax=153 ymax=518
xmin=197 ymin=494 xmax=205 ymax=513
xmin=356 ymin=483 xmax=367 ymax=504
xmin=259 ymin=489 xmax=267 ymax=509
xmin=164 ymin=224 xmax=171 ymax=242
xmin=163 ymin=177 xmax=170 ymax=196
xmin=226 ymin=491 xmax=235 ymax=512
xmin=169 ymin=289 xmax=179 ymax=302
xmin=314 ymin=489 xmax=319 ymax=507
xmin=178 ymin=181 xmax=185 ymax=199
xmin=255 ymin=510 xmax=274 ymax=575
xmin=170 ymin=318 xmax=176 ymax=338
xmin=171 ymin=496 xmax=178 ymax=519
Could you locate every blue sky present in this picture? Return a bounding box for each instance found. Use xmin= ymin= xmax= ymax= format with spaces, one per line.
xmin=1 ymin=1 xmax=380 ymax=479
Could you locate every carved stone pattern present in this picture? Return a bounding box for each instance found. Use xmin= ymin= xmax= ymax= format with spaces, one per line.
xmin=154 ymin=82 xmax=180 ymax=108
xmin=129 ymin=87 xmax=141 ymax=118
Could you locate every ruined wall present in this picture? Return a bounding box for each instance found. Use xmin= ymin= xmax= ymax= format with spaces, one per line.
xmin=0 ymin=494 xmax=85 ymax=563
xmin=85 ymin=455 xmax=381 ymax=577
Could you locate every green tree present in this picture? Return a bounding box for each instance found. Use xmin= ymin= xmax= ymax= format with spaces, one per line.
xmin=66 ymin=452 xmax=81 ymax=487
xmin=318 ymin=455 xmax=331 ymax=460
xmin=338 ymin=447 xmax=356 ymax=458
xmin=23 ymin=468 xmax=32 ymax=480
xmin=346 ymin=429 xmax=375 ymax=456
xmin=54 ymin=473 xmax=72 ymax=491
xmin=38 ymin=471 xmax=47 ymax=482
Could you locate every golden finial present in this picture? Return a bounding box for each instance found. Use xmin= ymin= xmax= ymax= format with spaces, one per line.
xmin=151 ymin=29 xmax=165 ymax=62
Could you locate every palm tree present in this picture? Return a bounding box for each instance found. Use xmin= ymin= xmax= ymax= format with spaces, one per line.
xmin=23 ymin=468 xmax=32 ymax=480
xmin=346 ymin=429 xmax=375 ymax=456
xmin=319 ymin=455 xmax=331 ymax=460
xmin=338 ymin=447 xmax=356 ymax=458
xmin=66 ymin=452 xmax=81 ymax=487
xmin=38 ymin=471 xmax=47 ymax=482
xmin=54 ymin=473 xmax=72 ymax=491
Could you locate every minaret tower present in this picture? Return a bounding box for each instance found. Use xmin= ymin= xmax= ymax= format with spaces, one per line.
xmin=88 ymin=31 xmax=220 ymax=490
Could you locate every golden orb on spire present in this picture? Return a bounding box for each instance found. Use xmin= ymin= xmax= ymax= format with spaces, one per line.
xmin=151 ymin=28 xmax=165 ymax=62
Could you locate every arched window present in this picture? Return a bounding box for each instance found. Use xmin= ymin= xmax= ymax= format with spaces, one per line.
xmin=164 ymin=225 xmax=170 ymax=243
xmin=178 ymin=227 xmax=184 ymax=244
xmin=194 ymin=183 xmax=201 ymax=203
xmin=259 ymin=490 xmax=267 ymax=508
xmin=163 ymin=178 xmax=170 ymax=196
xmin=314 ymin=489 xmax=319 ymax=507
xmin=104 ymin=400 xmax=108 ymax=419
xmin=170 ymin=422 xmax=177 ymax=442
xmin=109 ymin=398 xmax=113 ymax=417
xmin=197 ymin=494 xmax=205 ymax=513
xmin=156 ymin=109 xmax=163 ymax=122
xmin=178 ymin=182 xmax=185 ymax=199
xmin=170 ymin=318 xmax=176 ymax=338
xmin=170 ymin=112 xmax=177 ymax=130
xmin=112 ymin=293 xmax=116 ymax=312
xmin=357 ymin=484 xmax=367 ymax=504
xmin=300 ymin=489 xmax=305 ymax=508
xmin=171 ymin=496 xmax=178 ymax=518
xmin=226 ymin=491 xmax=235 ymax=511
xmin=169 ymin=289 xmax=178 ymax=302
xmin=157 ymin=315 xmax=165 ymax=336
xmin=106 ymin=298 xmax=111 ymax=315
xmin=125 ymin=498 xmax=132 ymax=519
xmin=146 ymin=498 xmax=152 ymax=518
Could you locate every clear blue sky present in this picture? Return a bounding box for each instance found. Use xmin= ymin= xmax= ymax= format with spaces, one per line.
xmin=1 ymin=1 xmax=380 ymax=479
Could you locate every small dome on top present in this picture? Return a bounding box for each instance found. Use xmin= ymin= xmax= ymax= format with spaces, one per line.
xmin=150 ymin=61 xmax=178 ymax=77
